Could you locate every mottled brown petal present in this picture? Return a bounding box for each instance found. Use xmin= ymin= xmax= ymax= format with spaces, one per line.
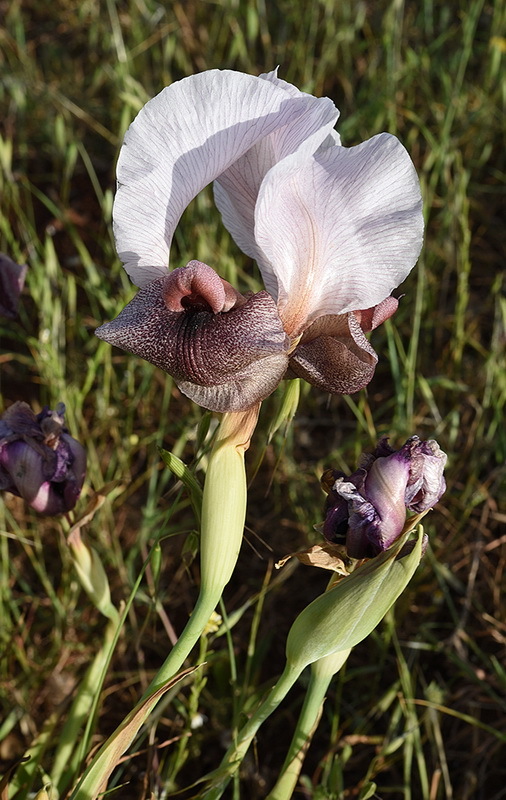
xmin=287 ymin=312 xmax=377 ymax=395
xmin=96 ymin=277 xmax=290 ymax=412
xmin=356 ymin=295 xmax=399 ymax=332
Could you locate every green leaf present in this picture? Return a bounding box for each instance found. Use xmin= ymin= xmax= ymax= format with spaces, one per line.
xmin=68 ymin=665 xmax=203 ymax=800
xmin=268 ymin=379 xmax=301 ymax=441
xmin=359 ymin=781 xmax=378 ymax=799
xmin=286 ymin=527 xmax=424 ymax=671
xmin=159 ymin=449 xmax=203 ymax=521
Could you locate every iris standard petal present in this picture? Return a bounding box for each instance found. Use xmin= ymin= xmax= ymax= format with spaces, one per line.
xmin=95 ymin=274 xmax=291 ymax=413
xmin=260 ymin=69 xmax=342 ymax=148
xmin=402 ymin=437 xmax=447 ymax=511
xmin=287 ymin=313 xmax=378 ymax=395
xmin=213 ymin=71 xmax=339 ymax=281
xmin=254 ymin=132 xmax=424 ymax=335
xmin=114 ymin=70 xmax=328 ymax=287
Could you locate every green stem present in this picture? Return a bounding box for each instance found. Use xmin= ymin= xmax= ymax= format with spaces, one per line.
xmin=204 ymin=662 xmax=303 ymax=799
xmin=144 ymin=591 xmax=221 ymax=695
xmin=144 ymin=405 xmax=260 ymax=697
xmin=266 ymin=673 xmax=331 ymax=800
xmin=267 ymin=648 xmax=351 ymax=799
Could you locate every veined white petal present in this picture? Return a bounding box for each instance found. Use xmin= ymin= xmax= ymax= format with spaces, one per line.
xmin=114 ymin=70 xmax=320 ymax=286
xmin=259 ymin=67 xmax=302 ymax=97
xmin=213 ymin=74 xmax=339 ymax=271
xmin=254 ymin=133 xmax=424 ymax=335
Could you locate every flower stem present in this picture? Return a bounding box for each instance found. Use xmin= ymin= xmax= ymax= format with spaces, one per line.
xmin=266 ymin=649 xmax=350 ymax=800
xmin=144 ymin=405 xmax=260 ymax=697
xmin=144 ymin=592 xmax=220 ymax=695
xmin=204 ymin=662 xmax=303 ymax=799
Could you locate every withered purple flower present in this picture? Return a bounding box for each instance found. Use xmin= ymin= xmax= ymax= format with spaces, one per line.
xmin=96 ymin=69 xmax=424 ymax=412
xmin=0 ymin=402 xmax=86 ymax=516
xmin=0 ymin=253 xmax=27 ymax=319
xmin=322 ymin=436 xmax=447 ymax=559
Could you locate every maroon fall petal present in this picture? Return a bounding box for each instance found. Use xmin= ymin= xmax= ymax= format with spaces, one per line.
xmin=287 ymin=312 xmax=378 ymax=394
xmin=96 ymin=275 xmax=291 ymax=412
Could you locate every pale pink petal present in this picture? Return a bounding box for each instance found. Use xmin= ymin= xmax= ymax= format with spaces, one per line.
xmin=260 ymin=68 xmax=303 ymax=97
xmin=213 ymin=72 xmax=339 ymax=270
xmin=254 ymin=133 xmax=424 ymax=335
xmin=114 ymin=70 xmax=331 ymax=286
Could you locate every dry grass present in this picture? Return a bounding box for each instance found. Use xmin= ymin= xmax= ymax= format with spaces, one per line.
xmin=0 ymin=0 xmax=505 ymax=797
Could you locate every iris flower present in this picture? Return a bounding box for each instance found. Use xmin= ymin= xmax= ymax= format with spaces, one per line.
xmin=96 ymin=69 xmax=424 ymax=412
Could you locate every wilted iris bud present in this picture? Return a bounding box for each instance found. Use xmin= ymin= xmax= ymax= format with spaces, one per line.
xmin=0 ymin=401 xmax=86 ymax=515
xmin=322 ymin=436 xmax=447 ymax=559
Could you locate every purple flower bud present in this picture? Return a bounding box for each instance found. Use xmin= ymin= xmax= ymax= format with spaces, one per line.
xmin=0 ymin=402 xmax=86 ymax=516
xmin=322 ymin=436 xmax=447 ymax=559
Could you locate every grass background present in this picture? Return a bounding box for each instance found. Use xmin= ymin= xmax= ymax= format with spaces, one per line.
xmin=0 ymin=0 xmax=505 ymax=798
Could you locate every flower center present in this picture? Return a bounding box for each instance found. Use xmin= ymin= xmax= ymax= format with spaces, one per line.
xmin=180 ymin=292 xmax=216 ymax=313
